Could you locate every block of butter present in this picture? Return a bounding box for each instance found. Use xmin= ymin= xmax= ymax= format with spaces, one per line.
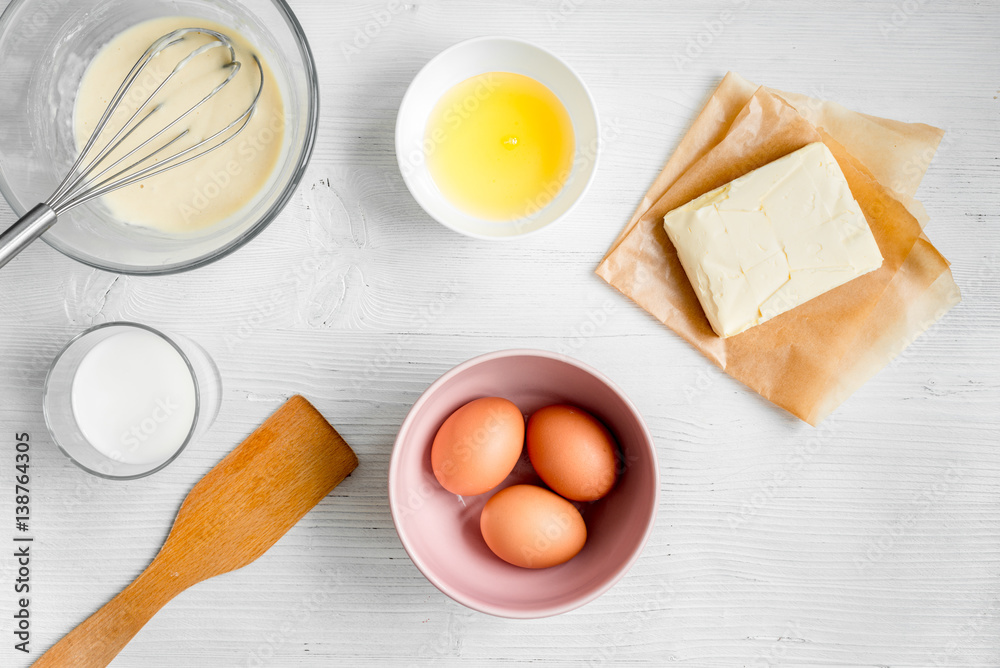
xmin=663 ymin=142 xmax=883 ymax=338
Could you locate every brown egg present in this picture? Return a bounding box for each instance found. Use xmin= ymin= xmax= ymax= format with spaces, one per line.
xmin=526 ymin=404 xmax=618 ymax=502
xmin=480 ymin=484 xmax=587 ymax=568
xmin=431 ymin=397 xmax=525 ymax=496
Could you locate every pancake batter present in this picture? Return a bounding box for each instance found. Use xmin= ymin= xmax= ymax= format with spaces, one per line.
xmin=73 ymin=17 xmax=285 ymax=233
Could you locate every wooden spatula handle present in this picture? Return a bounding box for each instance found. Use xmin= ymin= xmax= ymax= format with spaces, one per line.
xmin=33 ymin=553 xmax=189 ymax=667
xmin=32 ymin=396 xmax=358 ymax=667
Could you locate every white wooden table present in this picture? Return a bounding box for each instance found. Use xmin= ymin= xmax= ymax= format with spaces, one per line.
xmin=1 ymin=1 xmax=998 ymax=665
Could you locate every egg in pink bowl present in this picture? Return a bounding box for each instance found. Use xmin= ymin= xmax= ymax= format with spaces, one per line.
xmin=388 ymin=349 xmax=660 ymax=619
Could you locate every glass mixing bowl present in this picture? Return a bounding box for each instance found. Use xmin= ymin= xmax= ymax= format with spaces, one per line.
xmin=0 ymin=0 xmax=319 ymax=274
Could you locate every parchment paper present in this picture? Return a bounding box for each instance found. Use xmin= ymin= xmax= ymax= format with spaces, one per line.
xmin=597 ymin=72 xmax=959 ymax=425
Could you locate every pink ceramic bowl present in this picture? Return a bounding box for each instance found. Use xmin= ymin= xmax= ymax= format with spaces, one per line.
xmin=388 ymin=349 xmax=659 ymax=618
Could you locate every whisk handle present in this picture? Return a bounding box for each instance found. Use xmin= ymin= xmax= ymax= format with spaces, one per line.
xmin=0 ymin=203 xmax=58 ymax=270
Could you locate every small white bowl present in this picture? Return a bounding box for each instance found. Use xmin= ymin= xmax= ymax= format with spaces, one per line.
xmin=395 ymin=36 xmax=600 ymax=240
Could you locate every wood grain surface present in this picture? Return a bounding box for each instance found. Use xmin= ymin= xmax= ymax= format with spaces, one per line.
xmin=0 ymin=1 xmax=998 ymax=666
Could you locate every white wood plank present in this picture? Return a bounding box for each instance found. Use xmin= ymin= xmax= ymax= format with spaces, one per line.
xmin=0 ymin=0 xmax=998 ymax=666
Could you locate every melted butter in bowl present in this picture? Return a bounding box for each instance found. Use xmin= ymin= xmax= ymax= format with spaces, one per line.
xmin=73 ymin=16 xmax=286 ymax=234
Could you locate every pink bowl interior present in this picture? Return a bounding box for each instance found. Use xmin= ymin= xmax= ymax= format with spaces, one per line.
xmin=389 ymin=350 xmax=659 ymax=618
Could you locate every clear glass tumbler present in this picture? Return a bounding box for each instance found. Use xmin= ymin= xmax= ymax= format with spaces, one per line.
xmin=42 ymin=322 xmax=222 ymax=479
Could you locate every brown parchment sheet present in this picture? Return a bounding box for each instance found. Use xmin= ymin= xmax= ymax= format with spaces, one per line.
xmin=596 ymin=72 xmax=959 ymax=425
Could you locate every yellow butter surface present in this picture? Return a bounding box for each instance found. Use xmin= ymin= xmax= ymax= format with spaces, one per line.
xmin=663 ymin=142 xmax=883 ymax=338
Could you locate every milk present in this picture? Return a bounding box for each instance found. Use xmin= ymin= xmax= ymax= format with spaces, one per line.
xmin=70 ymin=328 xmax=197 ymax=465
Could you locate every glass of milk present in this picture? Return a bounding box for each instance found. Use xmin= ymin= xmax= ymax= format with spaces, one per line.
xmin=43 ymin=322 xmax=221 ymax=479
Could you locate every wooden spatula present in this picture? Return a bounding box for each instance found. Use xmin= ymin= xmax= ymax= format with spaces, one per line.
xmin=34 ymin=395 xmax=359 ymax=668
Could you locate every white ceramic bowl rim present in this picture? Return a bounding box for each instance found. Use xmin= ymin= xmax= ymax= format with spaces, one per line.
xmin=395 ymin=36 xmax=601 ymax=241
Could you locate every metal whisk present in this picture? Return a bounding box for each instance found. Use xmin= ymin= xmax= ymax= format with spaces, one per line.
xmin=0 ymin=27 xmax=263 ymax=270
